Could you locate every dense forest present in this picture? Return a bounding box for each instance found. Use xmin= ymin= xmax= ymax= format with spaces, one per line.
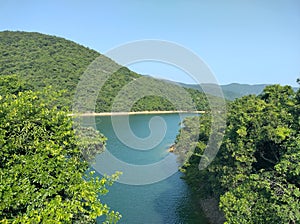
xmin=0 ymin=75 xmax=122 ymax=223
xmin=174 ymin=82 xmax=300 ymax=223
xmin=0 ymin=31 xmax=210 ymax=113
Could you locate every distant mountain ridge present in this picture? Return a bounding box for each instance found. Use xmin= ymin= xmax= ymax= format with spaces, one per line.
xmin=174 ymin=82 xmax=298 ymax=100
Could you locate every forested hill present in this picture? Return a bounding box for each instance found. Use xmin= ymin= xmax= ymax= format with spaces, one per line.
xmin=0 ymin=31 xmax=100 ymax=91
xmin=0 ymin=31 xmax=210 ymax=112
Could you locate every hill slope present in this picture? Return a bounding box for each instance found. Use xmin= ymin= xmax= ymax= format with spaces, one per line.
xmin=0 ymin=31 xmax=210 ymax=112
xmin=0 ymin=31 xmax=100 ymax=91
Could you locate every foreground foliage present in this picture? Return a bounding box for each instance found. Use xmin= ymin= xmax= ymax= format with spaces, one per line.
xmin=176 ymin=83 xmax=300 ymax=223
xmin=0 ymin=88 xmax=121 ymax=223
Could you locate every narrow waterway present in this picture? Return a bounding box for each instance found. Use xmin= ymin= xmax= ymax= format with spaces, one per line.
xmin=93 ymin=114 xmax=208 ymax=224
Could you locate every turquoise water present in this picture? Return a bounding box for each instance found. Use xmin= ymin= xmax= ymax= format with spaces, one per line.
xmin=94 ymin=114 xmax=208 ymax=224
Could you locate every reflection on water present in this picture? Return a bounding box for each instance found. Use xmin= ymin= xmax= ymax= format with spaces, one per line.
xmin=93 ymin=114 xmax=208 ymax=224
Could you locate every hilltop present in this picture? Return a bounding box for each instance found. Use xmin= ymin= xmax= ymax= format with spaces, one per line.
xmin=0 ymin=31 xmax=210 ymax=112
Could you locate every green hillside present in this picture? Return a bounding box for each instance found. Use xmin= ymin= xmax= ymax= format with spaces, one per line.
xmin=0 ymin=31 xmax=210 ymax=112
xmin=0 ymin=31 xmax=99 ymax=92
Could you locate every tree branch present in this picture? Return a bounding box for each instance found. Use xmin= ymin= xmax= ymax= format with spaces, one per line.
xmin=259 ymin=151 xmax=277 ymax=164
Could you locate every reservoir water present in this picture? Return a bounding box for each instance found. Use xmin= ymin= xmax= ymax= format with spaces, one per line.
xmin=93 ymin=114 xmax=208 ymax=224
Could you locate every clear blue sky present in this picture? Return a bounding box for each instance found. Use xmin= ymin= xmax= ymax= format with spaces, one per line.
xmin=1 ymin=0 xmax=299 ymax=86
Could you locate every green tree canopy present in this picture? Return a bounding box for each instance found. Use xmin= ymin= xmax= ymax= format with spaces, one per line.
xmin=0 ymin=88 xmax=121 ymax=223
xmin=176 ymin=83 xmax=300 ymax=223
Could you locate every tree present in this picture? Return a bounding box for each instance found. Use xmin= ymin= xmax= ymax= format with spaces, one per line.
xmin=0 ymin=89 xmax=121 ymax=223
xmin=0 ymin=74 xmax=32 ymax=95
xmin=178 ymin=83 xmax=300 ymax=223
xmin=217 ymin=85 xmax=300 ymax=223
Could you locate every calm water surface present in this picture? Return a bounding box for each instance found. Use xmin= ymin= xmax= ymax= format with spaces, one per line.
xmin=94 ymin=114 xmax=208 ymax=224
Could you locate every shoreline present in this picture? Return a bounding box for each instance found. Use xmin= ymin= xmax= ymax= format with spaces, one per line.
xmin=168 ymin=144 xmax=175 ymax=152
xmin=69 ymin=111 xmax=205 ymax=117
